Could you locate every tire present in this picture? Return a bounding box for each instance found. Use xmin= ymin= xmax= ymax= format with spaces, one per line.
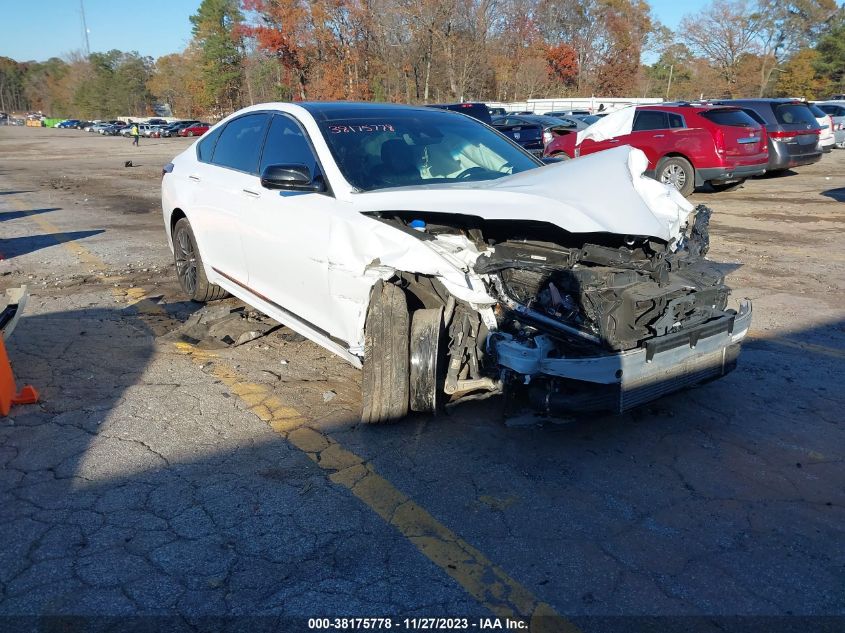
xmin=172 ymin=218 xmax=227 ymax=302
xmin=187 ymin=131 xmax=194 ymax=137
xmin=361 ymin=282 xmax=410 ymax=424
xmin=550 ymin=151 xmax=571 ymax=161
xmin=709 ymin=179 xmax=745 ymax=193
xmin=656 ymin=156 xmax=695 ymax=197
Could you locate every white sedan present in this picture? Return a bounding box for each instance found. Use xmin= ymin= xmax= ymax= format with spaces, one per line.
xmin=162 ymin=102 xmax=751 ymax=423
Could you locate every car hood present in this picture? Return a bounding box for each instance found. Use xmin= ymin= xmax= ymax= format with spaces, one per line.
xmin=349 ymin=145 xmax=694 ymax=244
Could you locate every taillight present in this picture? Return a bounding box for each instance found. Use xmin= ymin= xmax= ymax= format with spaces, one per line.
xmin=543 ymin=130 xmax=553 ymax=145
xmin=714 ymin=127 xmax=725 ymax=154
xmin=769 ymin=129 xmax=820 ymax=139
xmin=162 ymin=162 xmax=174 ymax=178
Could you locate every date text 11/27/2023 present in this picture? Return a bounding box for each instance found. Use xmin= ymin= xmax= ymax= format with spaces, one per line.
xmin=307 ymin=617 xmax=529 ymax=630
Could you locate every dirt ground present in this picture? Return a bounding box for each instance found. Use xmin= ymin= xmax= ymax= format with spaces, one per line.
xmin=1 ymin=126 xmax=843 ymax=631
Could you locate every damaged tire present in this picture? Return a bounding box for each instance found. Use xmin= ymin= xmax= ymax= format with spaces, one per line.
xmin=361 ymin=281 xmax=410 ymax=424
xmin=656 ymin=156 xmax=695 ymax=197
xmin=172 ymin=218 xmax=227 ymax=303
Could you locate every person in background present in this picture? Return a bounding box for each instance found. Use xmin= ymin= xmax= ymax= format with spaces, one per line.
xmin=131 ymin=122 xmax=140 ymax=146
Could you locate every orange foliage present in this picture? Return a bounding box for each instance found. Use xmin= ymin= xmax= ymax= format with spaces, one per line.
xmin=546 ymin=44 xmax=578 ymax=86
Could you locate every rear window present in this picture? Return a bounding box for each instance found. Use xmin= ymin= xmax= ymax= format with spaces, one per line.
xmin=819 ymin=104 xmax=845 ymax=116
xmin=774 ymin=103 xmax=818 ymax=126
xmin=700 ymin=109 xmax=759 ymax=127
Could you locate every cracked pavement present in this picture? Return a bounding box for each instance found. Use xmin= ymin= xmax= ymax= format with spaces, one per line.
xmin=0 ymin=126 xmax=843 ymax=630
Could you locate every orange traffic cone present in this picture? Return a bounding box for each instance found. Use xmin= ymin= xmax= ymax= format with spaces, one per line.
xmin=0 ymin=337 xmax=38 ymax=416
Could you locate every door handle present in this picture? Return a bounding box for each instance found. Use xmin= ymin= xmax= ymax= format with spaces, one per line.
xmin=609 ymin=139 xmax=620 ymax=143
xmin=653 ymin=134 xmax=665 ymax=138
xmin=242 ymin=188 xmax=260 ymax=197
xmin=188 ymin=175 xmax=201 ymax=182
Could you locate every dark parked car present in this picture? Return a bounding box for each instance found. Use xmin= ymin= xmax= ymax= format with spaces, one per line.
xmin=427 ymin=102 xmax=492 ymax=124
xmin=713 ymin=99 xmax=822 ymax=172
xmin=492 ymin=114 xmax=584 ymax=157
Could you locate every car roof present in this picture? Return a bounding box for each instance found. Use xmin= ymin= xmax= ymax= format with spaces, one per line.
xmin=716 ymin=98 xmax=806 ymax=104
xmin=300 ymin=101 xmax=449 ymax=121
xmin=638 ymin=103 xmax=740 ymax=112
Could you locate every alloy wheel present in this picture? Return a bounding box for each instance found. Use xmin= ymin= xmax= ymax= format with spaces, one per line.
xmin=174 ymin=227 xmax=198 ymax=294
xmin=660 ymin=164 xmax=687 ymax=190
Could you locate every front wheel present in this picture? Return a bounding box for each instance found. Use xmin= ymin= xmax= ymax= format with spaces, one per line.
xmin=656 ymin=156 xmax=695 ymax=197
xmin=187 ymin=131 xmax=194 ymax=137
xmin=361 ymin=282 xmax=410 ymax=424
xmin=172 ymin=218 xmax=227 ymax=302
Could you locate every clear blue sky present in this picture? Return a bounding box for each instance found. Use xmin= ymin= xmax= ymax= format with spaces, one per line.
xmin=0 ymin=0 xmax=710 ymax=63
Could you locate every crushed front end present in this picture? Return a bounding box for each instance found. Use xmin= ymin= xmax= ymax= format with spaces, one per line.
xmin=477 ymin=205 xmax=752 ymax=413
xmin=368 ymin=202 xmax=751 ymax=415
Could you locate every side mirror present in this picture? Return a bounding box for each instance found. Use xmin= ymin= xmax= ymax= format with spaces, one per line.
xmin=260 ymin=164 xmax=325 ymax=192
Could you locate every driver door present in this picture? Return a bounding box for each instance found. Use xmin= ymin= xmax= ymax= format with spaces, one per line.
xmin=240 ymin=113 xmax=338 ymax=337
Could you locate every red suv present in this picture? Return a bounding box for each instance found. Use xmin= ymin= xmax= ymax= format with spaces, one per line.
xmin=544 ymin=104 xmax=769 ymax=196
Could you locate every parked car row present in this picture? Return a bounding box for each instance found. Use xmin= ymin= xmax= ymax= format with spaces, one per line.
xmin=45 ymin=118 xmax=213 ymax=139
xmin=539 ymin=99 xmax=836 ymax=196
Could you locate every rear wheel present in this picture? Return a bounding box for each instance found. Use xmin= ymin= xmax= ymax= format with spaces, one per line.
xmin=187 ymin=131 xmax=194 ymax=137
xmin=656 ymin=156 xmax=695 ymax=197
xmin=361 ymin=282 xmax=410 ymax=424
xmin=172 ymin=218 xmax=227 ymax=302
xmin=550 ymin=151 xmax=571 ymax=161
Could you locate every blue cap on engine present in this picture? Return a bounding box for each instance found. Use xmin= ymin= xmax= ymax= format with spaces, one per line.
xmin=409 ymin=219 xmax=426 ymax=230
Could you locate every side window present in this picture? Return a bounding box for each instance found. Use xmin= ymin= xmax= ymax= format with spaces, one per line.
xmin=259 ymin=114 xmax=319 ymax=177
xmin=668 ymin=113 xmax=685 ymax=128
xmin=196 ymin=125 xmax=223 ymax=162
xmin=633 ymin=110 xmax=668 ymax=131
xmin=211 ymin=113 xmax=270 ymax=174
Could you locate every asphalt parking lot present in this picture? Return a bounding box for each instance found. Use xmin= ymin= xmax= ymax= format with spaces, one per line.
xmin=1 ymin=126 xmax=844 ymax=631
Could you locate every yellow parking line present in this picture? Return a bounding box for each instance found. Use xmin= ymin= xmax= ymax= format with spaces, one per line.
xmin=174 ymin=342 xmax=573 ymax=632
xmin=8 ymin=194 xmax=574 ymax=629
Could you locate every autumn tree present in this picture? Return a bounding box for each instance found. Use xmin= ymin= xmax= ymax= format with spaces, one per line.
xmin=775 ymin=48 xmax=826 ymax=97
xmin=148 ymin=47 xmax=206 ymax=117
xmin=813 ymin=9 xmax=845 ymax=93
xmin=190 ymin=0 xmax=245 ymax=114
xmin=591 ymin=0 xmax=653 ymax=96
xmin=755 ymin=0 xmax=838 ymax=96
xmin=546 ymin=43 xmax=578 ymax=88
xmin=681 ymin=0 xmax=762 ymax=97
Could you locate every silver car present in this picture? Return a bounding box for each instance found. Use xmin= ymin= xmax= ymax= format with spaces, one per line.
xmin=816 ymin=102 xmax=845 ymax=149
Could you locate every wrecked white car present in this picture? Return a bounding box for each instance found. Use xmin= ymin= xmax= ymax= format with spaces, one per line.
xmin=162 ymin=103 xmax=751 ymax=423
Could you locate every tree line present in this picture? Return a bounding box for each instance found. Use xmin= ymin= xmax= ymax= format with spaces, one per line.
xmin=1 ymin=0 xmax=844 ymax=119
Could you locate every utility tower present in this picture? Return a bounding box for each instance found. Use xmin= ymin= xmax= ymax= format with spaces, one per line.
xmin=80 ymin=0 xmax=91 ymax=56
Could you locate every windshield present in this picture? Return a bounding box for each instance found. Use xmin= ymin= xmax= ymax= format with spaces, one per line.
xmin=318 ymin=110 xmax=542 ymax=191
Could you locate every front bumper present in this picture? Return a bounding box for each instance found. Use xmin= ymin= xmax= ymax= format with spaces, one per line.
xmin=494 ymin=300 xmax=752 ymax=413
